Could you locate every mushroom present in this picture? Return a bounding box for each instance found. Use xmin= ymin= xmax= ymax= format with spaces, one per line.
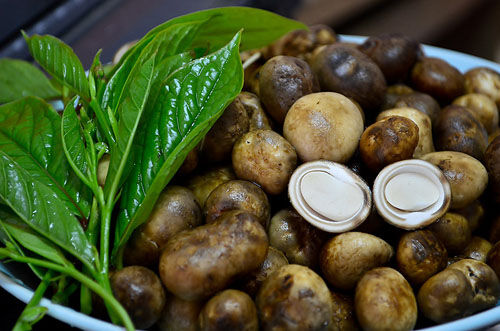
xmin=320 ymin=232 xmax=394 ymax=290
xmin=310 ymin=43 xmax=387 ymax=113
xmin=429 ymin=212 xmax=472 ymax=255
xmin=359 ymin=116 xmax=420 ymax=173
xmin=411 ymin=57 xmax=464 ymax=103
xmin=201 ymin=97 xmax=249 ymax=163
xmin=394 ymin=91 xmax=441 ymax=125
xmin=397 ymin=230 xmax=448 ymax=285
xmin=355 ymin=267 xmax=417 ymax=331
xmin=453 ymin=93 xmax=499 ymax=134
xmin=376 ymin=107 xmax=434 ymax=157
xmin=434 ymin=105 xmax=488 ymax=161
xmin=373 ymin=159 xmax=451 ymax=229
xmin=111 ymin=266 xmax=166 ymax=329
xmin=199 ymin=289 xmax=258 ymax=331
xmin=259 ymin=55 xmax=319 ymax=124
xmin=464 ymin=67 xmax=500 ymax=106
xmin=232 ymin=129 xmax=297 ymax=195
xmin=283 ymin=92 xmax=364 ymax=163
xmin=256 ymin=264 xmax=334 ymax=331
xmin=204 ymin=180 xmax=270 ymax=226
xmin=123 ymin=186 xmax=202 ymax=267
xmin=288 ymin=160 xmax=372 ymax=233
xmin=358 ymin=33 xmax=420 ymax=83
xmin=420 ymin=151 xmax=488 ymax=209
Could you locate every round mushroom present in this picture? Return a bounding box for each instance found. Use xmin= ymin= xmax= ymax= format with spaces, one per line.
xmin=381 ymin=84 xmax=414 ymax=110
xmin=355 ymin=267 xmax=417 ymax=331
xmin=310 ymin=43 xmax=387 ymax=112
xmin=417 ymin=267 xmax=475 ymax=323
xmin=259 ymin=55 xmax=319 ymax=124
xmin=263 ymin=24 xmax=337 ymax=60
xmin=330 ymin=292 xmax=359 ymax=331
xmin=238 ymin=92 xmax=273 ymax=131
xmin=199 ymin=289 xmax=258 ymax=331
xmin=397 ymin=230 xmax=448 ymax=285
xmin=237 ymin=247 xmax=289 ymax=297
xmin=411 ymin=57 xmax=464 ymax=103
xmin=377 ymin=107 xmax=434 ymax=157
xmin=359 ymin=116 xmax=419 ymax=173
xmin=111 ymin=266 xmax=166 ymax=329
xmin=256 ymin=264 xmax=333 ymax=331
xmin=420 ymin=151 xmax=488 ymax=209
xmin=453 ymin=93 xmax=499 ymax=134
xmin=268 ymin=208 xmax=326 ymax=268
xmin=204 ymin=180 xmax=270 ymax=226
xmin=464 ymin=67 xmax=500 ymax=106
xmin=124 ymin=186 xmax=202 ymax=267
xmin=429 ymin=212 xmax=472 ymax=254
xmin=283 ymin=92 xmax=364 ymax=163
xmin=434 ymin=105 xmax=488 ymax=161
xmin=186 ymin=166 xmax=235 ymax=207
xmin=358 ymin=33 xmax=420 ymax=83
xmin=157 ymin=294 xmax=202 ymax=331
xmin=232 ymin=129 xmax=297 ymax=195
xmin=320 ymin=232 xmax=394 ymax=290
xmin=462 ymin=236 xmax=493 ymax=263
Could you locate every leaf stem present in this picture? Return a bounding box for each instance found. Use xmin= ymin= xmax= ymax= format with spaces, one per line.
xmin=13 ymin=270 xmax=53 ymax=331
xmin=89 ymin=99 xmax=115 ymax=147
xmin=0 ymin=249 xmax=134 ymax=331
xmin=86 ymin=198 xmax=100 ymax=245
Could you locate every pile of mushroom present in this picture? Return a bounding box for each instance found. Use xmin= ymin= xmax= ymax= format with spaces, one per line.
xmin=105 ymin=27 xmax=500 ymax=331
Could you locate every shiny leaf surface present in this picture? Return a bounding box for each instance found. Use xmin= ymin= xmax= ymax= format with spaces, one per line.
xmin=0 ymin=97 xmax=91 ymax=217
xmin=62 ymin=98 xmax=89 ymax=186
xmin=103 ymin=54 xmax=155 ymax=198
xmin=0 ymin=151 xmax=95 ymax=268
xmin=113 ymin=7 xmax=306 ymax=74
xmin=23 ymin=33 xmax=90 ymax=100
xmin=0 ymin=209 xmax=71 ymax=267
xmin=0 ymin=207 xmax=45 ymax=279
xmin=100 ymin=21 xmax=205 ymax=113
xmin=113 ymin=32 xmax=244 ymax=257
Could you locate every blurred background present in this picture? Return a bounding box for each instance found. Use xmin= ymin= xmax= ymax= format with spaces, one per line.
xmin=1 ymin=0 xmax=500 ymax=329
xmin=1 ymin=0 xmax=500 ymax=68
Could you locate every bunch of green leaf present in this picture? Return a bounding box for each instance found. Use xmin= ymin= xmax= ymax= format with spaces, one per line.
xmin=0 ymin=7 xmax=305 ymax=330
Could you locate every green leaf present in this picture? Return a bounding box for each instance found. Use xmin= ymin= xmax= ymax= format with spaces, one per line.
xmin=0 ymin=207 xmax=44 ymax=279
xmin=0 ymin=151 xmax=95 ymax=269
xmin=22 ymin=32 xmax=90 ymax=100
xmin=112 ymin=31 xmax=244 ymax=258
xmin=0 ymin=59 xmax=60 ymax=103
xmin=152 ymin=7 xmax=307 ymax=51
xmin=0 ymin=97 xmax=91 ymax=217
xmin=100 ymin=21 xmax=206 ymax=114
xmin=104 ymin=52 xmax=194 ymax=198
xmin=103 ymin=55 xmax=155 ymax=199
xmin=113 ymin=6 xmax=306 ymax=74
xmin=62 ymin=98 xmax=90 ymax=187
xmin=1 ymin=210 xmax=72 ymax=267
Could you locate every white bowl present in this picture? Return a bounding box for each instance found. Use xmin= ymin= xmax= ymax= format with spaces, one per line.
xmin=2 ymin=35 xmax=500 ymax=331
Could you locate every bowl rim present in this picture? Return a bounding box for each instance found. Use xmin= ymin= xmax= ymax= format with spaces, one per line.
xmin=1 ymin=34 xmax=500 ymax=331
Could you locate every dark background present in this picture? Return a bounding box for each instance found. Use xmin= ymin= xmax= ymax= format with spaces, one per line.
xmin=1 ymin=0 xmax=500 ymax=329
